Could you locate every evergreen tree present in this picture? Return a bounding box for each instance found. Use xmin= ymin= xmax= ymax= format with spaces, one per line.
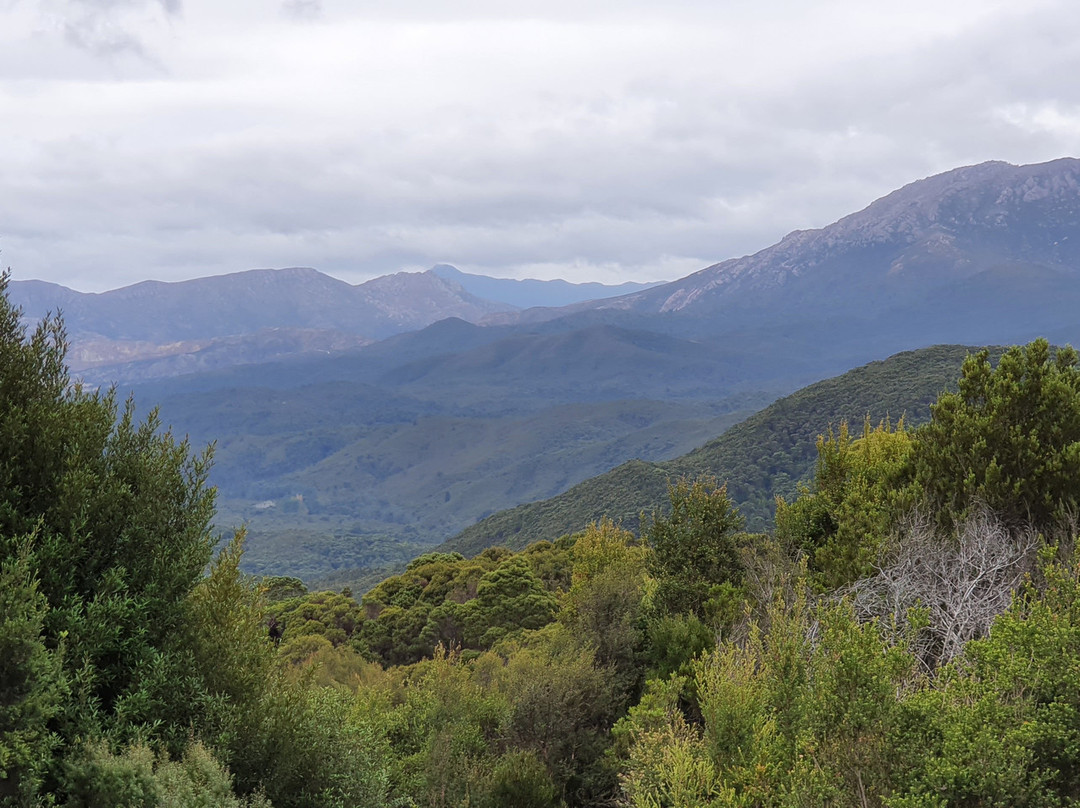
xmin=646 ymin=476 xmax=744 ymax=620
xmin=912 ymin=338 xmax=1080 ymax=532
xmin=0 ymin=541 xmax=64 ymax=802
xmin=0 ymin=272 xmax=217 ymax=795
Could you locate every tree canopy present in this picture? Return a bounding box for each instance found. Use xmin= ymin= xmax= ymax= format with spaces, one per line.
xmin=913 ymin=338 xmax=1080 ymax=532
xmin=8 ymin=262 xmax=1080 ymax=808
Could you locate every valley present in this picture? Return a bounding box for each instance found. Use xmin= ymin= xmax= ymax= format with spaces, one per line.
xmin=11 ymin=157 xmax=1080 ymax=591
xmin=9 ymin=156 xmax=1080 ymax=808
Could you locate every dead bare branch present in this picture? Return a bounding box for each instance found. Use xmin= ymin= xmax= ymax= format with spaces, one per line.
xmin=846 ymin=505 xmax=1039 ymax=669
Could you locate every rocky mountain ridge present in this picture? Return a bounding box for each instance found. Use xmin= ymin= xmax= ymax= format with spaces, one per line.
xmin=486 ymin=158 xmax=1080 ymax=325
xmin=430 ymin=264 xmax=664 ymax=308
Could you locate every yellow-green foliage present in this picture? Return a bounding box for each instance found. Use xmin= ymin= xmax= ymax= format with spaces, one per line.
xmin=570 ymin=517 xmax=648 ymax=584
xmin=355 ymin=542 xmax=573 ymax=665
xmin=562 ymin=519 xmax=651 ymax=683
xmin=62 ymin=739 xmax=272 ymax=808
xmin=617 ymin=676 xmax=736 ymax=808
xmin=620 ymin=576 xmax=923 ymax=808
xmin=381 ymin=648 xmax=512 ymax=806
xmin=776 ymin=418 xmax=912 ymax=589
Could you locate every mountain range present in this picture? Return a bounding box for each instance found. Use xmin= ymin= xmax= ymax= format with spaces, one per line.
xmin=430 ymin=264 xmax=663 ymax=308
xmin=11 ymin=156 xmax=1080 ymax=586
xmin=8 ymin=266 xmax=661 ymax=383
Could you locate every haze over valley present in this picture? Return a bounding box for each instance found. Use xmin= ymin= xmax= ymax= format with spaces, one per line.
xmin=11 ymin=157 xmax=1080 ymax=587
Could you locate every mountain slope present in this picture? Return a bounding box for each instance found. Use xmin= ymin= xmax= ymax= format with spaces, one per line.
xmin=601 ymin=158 xmax=1080 ymax=317
xmin=441 ymin=344 xmax=983 ymax=556
xmin=431 ymin=264 xmax=664 ymax=307
xmin=8 ymin=265 xmax=513 ymax=347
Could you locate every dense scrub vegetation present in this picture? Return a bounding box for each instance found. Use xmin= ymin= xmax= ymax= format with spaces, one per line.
xmin=6 ymin=270 xmax=1080 ymax=807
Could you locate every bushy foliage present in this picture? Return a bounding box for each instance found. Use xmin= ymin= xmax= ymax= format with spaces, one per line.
xmin=0 ymin=542 xmax=64 ymax=802
xmin=912 ymin=338 xmax=1080 ymax=532
xmin=646 ymin=477 xmax=745 ymax=621
xmin=357 ymin=543 xmax=572 ymax=665
xmin=562 ymin=519 xmax=649 ymax=687
xmin=0 ymin=273 xmax=219 ymax=798
xmin=776 ymin=419 xmax=912 ymax=589
xmin=267 ymin=590 xmax=363 ymax=648
xmin=62 ymin=740 xmax=270 ymax=808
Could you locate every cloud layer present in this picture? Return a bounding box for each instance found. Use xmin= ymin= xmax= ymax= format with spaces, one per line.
xmin=3 ymin=0 xmax=1080 ymax=291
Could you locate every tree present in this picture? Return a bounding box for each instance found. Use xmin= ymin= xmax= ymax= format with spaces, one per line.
xmin=911 ymin=338 xmax=1080 ymax=532
xmin=0 ymin=272 xmax=217 ymax=789
xmin=463 ymin=557 xmax=558 ymax=649
xmin=0 ymin=540 xmax=64 ymax=803
xmin=646 ymin=477 xmax=745 ymax=620
xmin=562 ymin=518 xmax=648 ymax=676
xmin=775 ymin=419 xmax=912 ymax=590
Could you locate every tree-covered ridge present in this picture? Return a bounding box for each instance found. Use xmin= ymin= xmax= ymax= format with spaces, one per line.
xmin=8 ymin=265 xmax=1080 ymax=808
xmin=445 ymin=344 xmax=985 ymax=555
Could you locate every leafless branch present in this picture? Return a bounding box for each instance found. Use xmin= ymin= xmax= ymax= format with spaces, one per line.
xmin=846 ymin=505 xmax=1039 ymax=669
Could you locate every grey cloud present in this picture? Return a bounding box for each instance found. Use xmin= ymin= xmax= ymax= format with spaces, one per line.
xmin=65 ymin=0 xmax=181 ymax=15
xmin=43 ymin=0 xmax=179 ymax=61
xmin=5 ymin=1 xmax=1080 ymax=292
xmin=62 ymin=16 xmax=148 ymax=57
xmin=282 ymin=0 xmax=321 ymax=21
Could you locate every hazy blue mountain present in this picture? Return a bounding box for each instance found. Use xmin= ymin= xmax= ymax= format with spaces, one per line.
xmin=8 ymin=265 xmax=512 ymax=340
xmin=430 ymin=263 xmax=664 ymax=308
xmin=8 ymin=266 xmax=516 ymax=381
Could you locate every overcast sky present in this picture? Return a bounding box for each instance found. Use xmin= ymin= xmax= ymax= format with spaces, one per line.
xmin=2 ymin=0 xmax=1079 ymax=292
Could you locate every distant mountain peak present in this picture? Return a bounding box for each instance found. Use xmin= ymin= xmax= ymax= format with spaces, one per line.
xmin=429 ymin=263 xmax=665 ymax=308
xmin=591 ymin=157 xmax=1080 ymax=316
xmin=9 ymin=264 xmax=516 ymax=377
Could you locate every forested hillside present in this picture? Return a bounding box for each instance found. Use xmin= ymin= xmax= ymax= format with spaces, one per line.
xmin=131 ymin=319 xmax=777 ymax=586
xmin=9 ymin=273 xmax=1080 ymax=807
xmin=447 ymin=344 xmax=985 ymax=555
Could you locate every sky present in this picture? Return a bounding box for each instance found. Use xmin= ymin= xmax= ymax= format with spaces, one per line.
xmin=2 ymin=0 xmax=1080 ymax=292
